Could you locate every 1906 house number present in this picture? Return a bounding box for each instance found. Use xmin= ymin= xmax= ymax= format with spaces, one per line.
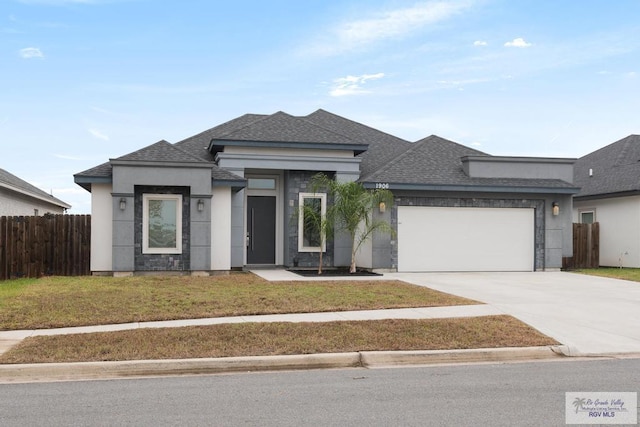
xmin=375 ymin=182 xmax=389 ymax=189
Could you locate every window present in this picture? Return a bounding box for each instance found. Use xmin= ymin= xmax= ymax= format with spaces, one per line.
xmin=248 ymin=178 xmax=276 ymax=190
xmin=580 ymin=210 xmax=595 ymax=224
xmin=143 ymin=194 xmax=182 ymax=254
xmin=298 ymin=192 xmax=327 ymax=252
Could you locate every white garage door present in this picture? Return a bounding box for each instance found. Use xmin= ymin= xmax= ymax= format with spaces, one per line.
xmin=397 ymin=206 xmax=534 ymax=272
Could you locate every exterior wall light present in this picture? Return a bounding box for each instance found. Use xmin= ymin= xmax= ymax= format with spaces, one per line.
xmin=197 ymin=199 xmax=204 ymax=212
xmin=379 ymin=202 xmax=386 ymax=213
xmin=552 ymin=201 xmax=559 ymax=216
xmin=119 ymin=198 xmax=126 ymax=211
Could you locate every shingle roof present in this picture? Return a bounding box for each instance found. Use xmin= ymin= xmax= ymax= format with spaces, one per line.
xmin=361 ymin=135 xmax=575 ymax=191
xmin=210 ymin=111 xmax=366 ymax=150
xmin=574 ymin=134 xmax=640 ymax=198
xmin=361 ymin=135 xmax=485 ymax=184
xmin=74 ymin=109 xmax=576 ymax=194
xmin=304 ymin=109 xmax=412 ymax=178
xmin=75 ymin=162 xmax=112 ymax=179
xmin=175 ymin=113 xmax=266 ymax=161
xmin=0 ymin=168 xmax=71 ymax=209
xmin=114 ymin=140 xmax=208 ymax=163
xmin=75 ymin=140 xmax=245 ymax=189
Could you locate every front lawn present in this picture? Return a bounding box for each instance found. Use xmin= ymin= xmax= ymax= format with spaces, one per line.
xmin=0 ymin=316 xmax=558 ymax=364
xmin=573 ymin=267 xmax=640 ymax=282
xmin=0 ymin=273 xmax=478 ymax=330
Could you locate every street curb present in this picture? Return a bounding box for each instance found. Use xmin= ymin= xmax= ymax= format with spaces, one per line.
xmin=0 ymin=352 xmax=361 ymax=382
xmin=360 ymin=345 xmax=568 ymax=367
xmin=0 ymin=346 xmax=568 ymax=383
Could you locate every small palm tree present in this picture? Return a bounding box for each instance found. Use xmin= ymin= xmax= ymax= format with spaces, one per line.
xmin=298 ymin=196 xmax=333 ymax=274
xmin=310 ymin=173 xmax=394 ymax=273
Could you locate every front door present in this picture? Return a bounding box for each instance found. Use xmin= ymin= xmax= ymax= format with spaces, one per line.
xmin=246 ymin=196 xmax=276 ymax=264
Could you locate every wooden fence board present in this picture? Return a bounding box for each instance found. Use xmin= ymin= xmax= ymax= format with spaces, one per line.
xmin=563 ymin=222 xmax=599 ymax=270
xmin=0 ymin=215 xmax=90 ymax=280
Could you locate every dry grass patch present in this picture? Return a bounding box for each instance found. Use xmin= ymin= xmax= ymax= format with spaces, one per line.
xmin=0 ymin=316 xmax=557 ymax=364
xmin=0 ymin=274 xmax=478 ymax=330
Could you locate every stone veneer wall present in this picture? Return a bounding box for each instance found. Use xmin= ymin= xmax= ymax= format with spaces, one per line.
xmin=391 ymin=196 xmax=546 ymax=271
xmin=285 ymin=171 xmax=335 ymax=268
xmin=134 ymin=186 xmax=191 ymax=271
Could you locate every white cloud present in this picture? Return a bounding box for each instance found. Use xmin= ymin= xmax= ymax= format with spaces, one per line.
xmin=329 ymin=73 xmax=385 ymax=97
xmin=310 ymin=1 xmax=473 ymax=55
xmin=473 ymin=40 xmax=487 ymax=46
xmin=504 ymin=37 xmax=532 ymax=48
xmin=19 ymin=47 xmax=44 ymax=58
xmin=88 ymin=128 xmax=109 ymax=141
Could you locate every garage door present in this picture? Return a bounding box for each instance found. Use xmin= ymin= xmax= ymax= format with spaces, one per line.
xmin=397 ymin=206 xmax=534 ymax=272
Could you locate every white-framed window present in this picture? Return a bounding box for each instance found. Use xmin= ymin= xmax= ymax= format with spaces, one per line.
xmin=142 ymin=194 xmax=182 ymax=254
xmin=580 ymin=210 xmax=595 ymax=224
xmin=298 ymin=192 xmax=327 ymax=252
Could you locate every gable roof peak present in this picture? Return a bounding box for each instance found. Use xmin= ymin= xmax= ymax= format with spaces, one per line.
xmin=113 ymin=140 xmax=207 ymax=164
xmin=414 ymin=134 xmax=489 ymax=156
xmin=209 ymin=109 xmax=366 ymax=149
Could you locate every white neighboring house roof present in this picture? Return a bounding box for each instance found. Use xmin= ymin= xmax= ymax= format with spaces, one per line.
xmin=0 ymin=168 xmax=71 ymax=211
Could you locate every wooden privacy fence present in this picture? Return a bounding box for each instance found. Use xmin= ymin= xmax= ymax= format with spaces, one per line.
xmin=0 ymin=214 xmax=90 ymax=280
xmin=563 ymin=222 xmax=599 ymax=270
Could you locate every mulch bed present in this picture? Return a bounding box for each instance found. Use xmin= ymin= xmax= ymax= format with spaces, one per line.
xmin=289 ymin=268 xmax=382 ymax=277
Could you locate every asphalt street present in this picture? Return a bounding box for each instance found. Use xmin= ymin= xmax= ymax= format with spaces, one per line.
xmin=1 ymin=358 xmax=638 ymax=426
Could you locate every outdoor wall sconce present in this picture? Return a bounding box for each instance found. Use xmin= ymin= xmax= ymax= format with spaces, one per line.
xmin=379 ymin=202 xmax=386 ymax=213
xmin=552 ymin=201 xmax=559 ymax=216
xmin=197 ymin=199 xmax=204 ymax=212
xmin=119 ymin=198 xmax=126 ymax=211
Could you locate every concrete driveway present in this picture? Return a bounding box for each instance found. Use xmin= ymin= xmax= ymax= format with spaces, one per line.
xmin=388 ymin=271 xmax=640 ymax=356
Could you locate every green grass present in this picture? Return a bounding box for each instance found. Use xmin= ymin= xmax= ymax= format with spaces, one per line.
xmin=0 ymin=316 xmax=558 ymax=364
xmin=0 ymin=273 xmax=479 ymax=330
xmin=573 ymin=267 xmax=640 ymax=282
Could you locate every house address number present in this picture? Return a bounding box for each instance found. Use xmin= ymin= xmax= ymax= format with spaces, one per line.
xmin=375 ymin=182 xmax=390 ymax=189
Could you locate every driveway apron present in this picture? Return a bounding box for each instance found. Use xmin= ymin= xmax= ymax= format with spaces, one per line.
xmin=388 ymin=272 xmax=640 ymax=356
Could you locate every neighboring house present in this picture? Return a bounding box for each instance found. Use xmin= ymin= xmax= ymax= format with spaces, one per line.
xmin=74 ymin=109 xmax=578 ymax=275
xmin=573 ymin=135 xmax=640 ymax=267
xmin=0 ymin=168 xmax=71 ymax=216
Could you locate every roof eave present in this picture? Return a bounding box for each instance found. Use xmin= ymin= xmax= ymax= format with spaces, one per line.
xmin=574 ymin=189 xmax=640 ymax=201
xmin=109 ymin=159 xmax=213 ymax=168
xmin=73 ymin=175 xmax=112 ymax=192
xmin=361 ymin=181 xmax=580 ymax=194
xmin=209 ymin=139 xmax=368 ymax=155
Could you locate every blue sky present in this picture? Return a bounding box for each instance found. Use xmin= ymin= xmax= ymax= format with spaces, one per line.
xmin=2 ymin=0 xmax=639 ymax=213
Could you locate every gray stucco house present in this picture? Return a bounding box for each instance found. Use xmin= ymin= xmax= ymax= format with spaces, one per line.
xmin=74 ymin=109 xmax=578 ymax=275
xmin=573 ymin=135 xmax=640 ymax=267
xmin=1 ymin=168 xmax=71 ymax=216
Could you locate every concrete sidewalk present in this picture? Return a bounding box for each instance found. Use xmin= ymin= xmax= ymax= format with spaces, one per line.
xmin=0 ymin=304 xmax=503 ymax=355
